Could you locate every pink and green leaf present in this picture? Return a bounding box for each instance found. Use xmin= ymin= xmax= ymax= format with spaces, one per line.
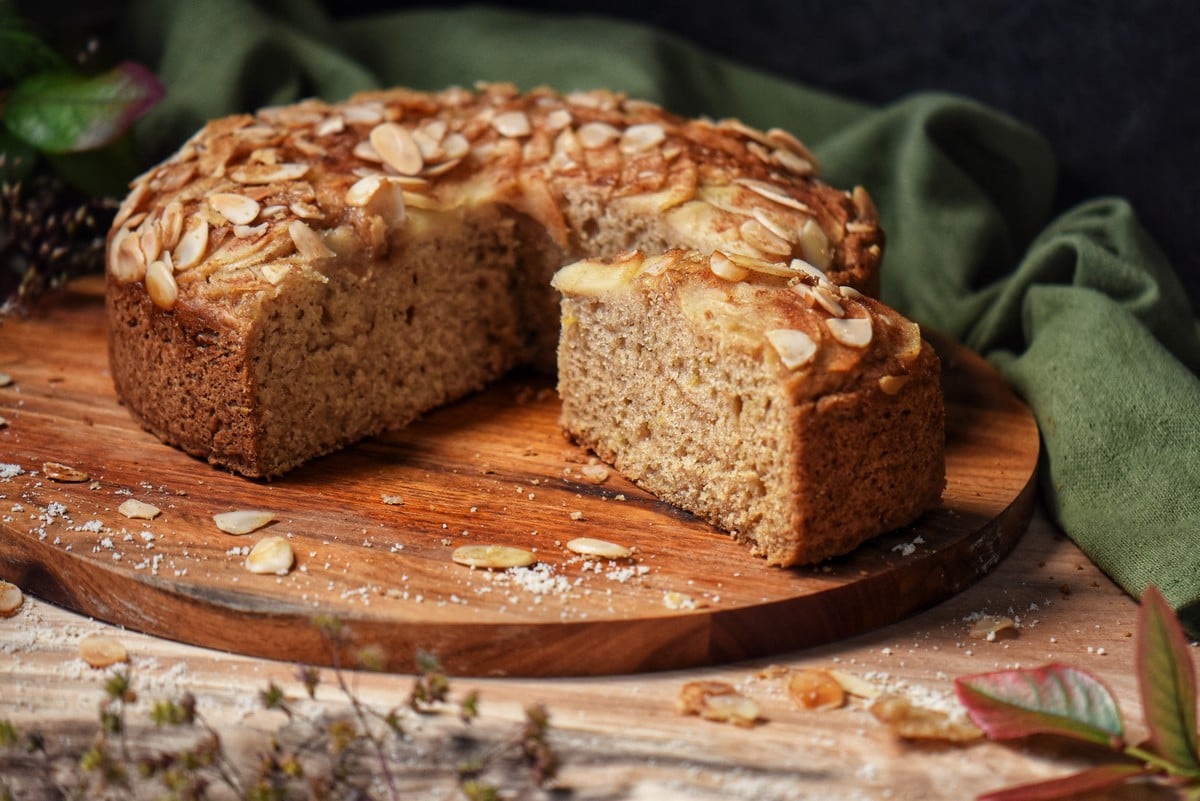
xmin=5 ymin=61 xmax=165 ymax=153
xmin=955 ymin=664 xmax=1123 ymax=747
xmin=1138 ymin=585 xmax=1200 ymax=774
xmin=976 ymin=762 xmax=1151 ymax=801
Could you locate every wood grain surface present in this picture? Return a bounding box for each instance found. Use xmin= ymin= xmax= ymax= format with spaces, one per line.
xmin=0 ymin=277 xmax=1038 ymax=677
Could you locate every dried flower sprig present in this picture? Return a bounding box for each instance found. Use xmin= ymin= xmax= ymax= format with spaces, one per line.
xmin=956 ymin=585 xmax=1200 ymax=800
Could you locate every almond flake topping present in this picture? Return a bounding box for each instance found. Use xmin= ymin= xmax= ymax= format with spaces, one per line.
xmin=577 ymin=121 xmax=620 ymax=149
xmin=0 ymin=580 xmax=23 ymax=617
xmin=246 ymin=536 xmax=295 ymax=575
xmin=491 ymin=110 xmax=531 ymax=138
xmin=260 ymin=263 xmax=291 ymax=285
xmin=826 ymin=316 xmax=873 ymax=347
xmin=112 ymin=230 xmax=147 ymax=281
xmin=771 ymin=147 xmax=815 ymax=176
xmin=370 ymin=122 xmax=424 ymax=175
xmin=118 ymin=499 xmax=162 ymax=520
xmin=230 ymin=162 xmax=310 ymax=184
xmin=735 ymin=178 xmax=811 ymax=212
xmin=799 ymin=218 xmax=831 ymax=270
xmin=208 ymin=193 xmax=261 ymax=225
xmin=213 ymin=509 xmax=274 ymax=535
xmin=160 ymin=200 xmax=184 ymax=249
xmin=739 ymin=218 xmax=792 ymax=257
xmin=288 ymin=220 xmax=335 ymax=261
xmin=620 ymin=123 xmax=666 ymax=153
xmin=766 ymin=329 xmax=818 ymax=369
xmin=709 ymin=251 xmax=748 ymax=282
xmin=173 ymin=217 xmax=209 ymax=270
xmin=145 ymin=259 xmax=179 ymax=310
xmin=544 ymin=108 xmax=572 ymax=131
xmin=441 ymin=132 xmax=470 ymax=160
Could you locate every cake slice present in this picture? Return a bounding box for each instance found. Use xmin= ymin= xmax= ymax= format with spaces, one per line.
xmin=552 ymin=248 xmax=945 ymax=565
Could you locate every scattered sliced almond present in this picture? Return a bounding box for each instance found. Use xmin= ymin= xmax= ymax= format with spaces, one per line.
xmin=577 ymin=121 xmax=620 ymax=149
xmin=969 ymin=615 xmax=1017 ymax=642
xmin=0 ymin=416 xmax=7 ymax=428
xmin=787 ymin=669 xmax=846 ymax=710
xmin=213 ymin=510 xmax=275 ymax=535
xmin=145 ymin=259 xmax=179 ymax=310
xmin=118 ymin=499 xmax=161 ymax=520
xmin=677 ymin=681 xmax=759 ymax=727
xmin=173 ymin=217 xmax=209 ymax=270
xmin=828 ymin=669 xmax=881 ymax=700
xmin=452 ymin=544 xmax=537 ymax=569
xmin=42 ymin=462 xmax=89 ymax=482
xmin=380 ymin=494 xmax=405 ymax=506
xmin=0 ymin=373 xmax=11 ymax=387
xmin=79 ymin=635 xmax=129 ymax=668
xmin=566 ymin=537 xmax=632 ymax=559
xmin=0 ymin=580 xmax=23 ymax=618
xmin=288 ymin=220 xmax=335 ymax=260
xmin=868 ymin=693 xmax=983 ymax=742
xmin=579 ymin=463 xmax=610 ymax=484
xmin=619 ymin=123 xmax=665 ymax=153
xmin=245 ymin=535 xmax=295 ymax=575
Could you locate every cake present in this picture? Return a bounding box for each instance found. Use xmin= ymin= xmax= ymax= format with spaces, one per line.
xmin=105 ymin=82 xmax=943 ymax=565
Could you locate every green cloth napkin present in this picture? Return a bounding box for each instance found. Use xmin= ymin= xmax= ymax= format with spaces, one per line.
xmin=122 ymin=0 xmax=1200 ymax=632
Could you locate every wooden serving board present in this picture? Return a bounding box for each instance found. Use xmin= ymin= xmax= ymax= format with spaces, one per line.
xmin=0 ymin=277 xmax=1039 ymax=677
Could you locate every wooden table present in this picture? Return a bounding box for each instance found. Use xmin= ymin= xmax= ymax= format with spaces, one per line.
xmin=1 ymin=281 xmax=1192 ymax=800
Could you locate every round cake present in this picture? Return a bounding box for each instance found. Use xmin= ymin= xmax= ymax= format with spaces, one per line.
xmin=105 ymin=82 xmax=943 ymax=564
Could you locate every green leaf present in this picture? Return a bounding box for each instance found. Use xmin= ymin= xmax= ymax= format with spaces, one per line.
xmin=977 ymin=762 xmax=1150 ymax=801
xmin=1138 ymin=584 xmax=1200 ymax=773
xmin=955 ymin=664 xmax=1124 ymax=747
xmin=5 ymin=61 xmax=164 ymax=153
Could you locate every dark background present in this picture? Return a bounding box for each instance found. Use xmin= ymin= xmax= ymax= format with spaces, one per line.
xmin=327 ymin=0 xmax=1200 ymax=309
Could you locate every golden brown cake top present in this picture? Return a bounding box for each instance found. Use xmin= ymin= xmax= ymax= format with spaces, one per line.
xmin=105 ymin=83 xmax=883 ymax=315
xmin=553 ymin=248 xmax=926 ymax=400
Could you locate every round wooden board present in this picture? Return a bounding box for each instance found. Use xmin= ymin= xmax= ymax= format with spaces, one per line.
xmin=0 ymin=278 xmax=1039 ymax=677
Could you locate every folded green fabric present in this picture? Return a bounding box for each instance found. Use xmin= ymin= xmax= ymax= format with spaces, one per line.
xmin=122 ymin=0 xmax=1200 ymax=632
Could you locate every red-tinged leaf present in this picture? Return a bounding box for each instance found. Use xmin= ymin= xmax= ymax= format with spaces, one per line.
xmin=955 ymin=664 xmax=1123 ymax=747
xmin=977 ymin=762 xmax=1150 ymax=801
xmin=1138 ymin=585 xmax=1200 ymax=773
xmin=5 ymin=61 xmax=165 ymax=153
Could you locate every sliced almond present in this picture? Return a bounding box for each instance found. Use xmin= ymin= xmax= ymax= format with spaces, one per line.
xmin=771 ymin=147 xmax=815 ymax=176
xmin=491 ymin=110 xmax=531 ymax=138
xmin=828 ymin=669 xmax=882 ymax=700
xmin=208 ymin=193 xmax=261 ymax=226
xmin=42 ymin=462 xmax=89 ymax=482
xmin=230 ymin=162 xmax=310 ymax=184
xmin=969 ymin=615 xmax=1017 ymax=641
xmin=246 ymin=536 xmax=295 ymax=575
xmin=787 ymin=669 xmax=846 ymax=710
xmin=441 ymin=132 xmax=470 ymax=160
xmin=113 ymin=231 xmax=147 ymax=282
xmin=544 ymin=108 xmax=573 ymax=131
xmin=173 ymin=217 xmax=209 ymax=271
xmin=739 ymin=218 xmax=792 ymax=257
xmin=826 ymin=317 xmax=873 ymax=348
xmin=370 ymin=122 xmax=424 ymax=175
xmin=577 ymin=122 xmax=620 ymax=149
xmin=213 ymin=509 xmax=275 ymax=535
xmin=619 ymin=123 xmax=665 ymax=153
xmin=677 ymin=681 xmax=759 ymax=727
xmin=578 ymin=463 xmax=610 ymax=484
xmin=765 ymin=329 xmax=818 ymax=370
xmin=869 ymin=693 xmax=983 ymax=742
xmin=118 ymin=499 xmax=161 ymax=520
xmin=0 ymin=580 xmax=23 ymax=618
xmin=709 ymin=251 xmax=749 ymax=282
xmin=345 ymin=175 xmax=407 ymax=223
xmin=159 ymin=201 xmax=184 ymax=249
xmin=798 ymin=219 xmax=831 ymax=270
xmin=451 ymin=544 xmax=537 ymax=569
xmin=79 ymin=635 xmax=128 ymax=668
xmin=145 ymin=259 xmax=179 ymax=310
xmin=0 ymin=373 xmax=11 ymax=387
xmin=735 ymin=178 xmax=811 ymax=212
xmin=288 ymin=220 xmax=335 ymax=261
xmin=566 ymin=537 xmax=632 ymax=559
